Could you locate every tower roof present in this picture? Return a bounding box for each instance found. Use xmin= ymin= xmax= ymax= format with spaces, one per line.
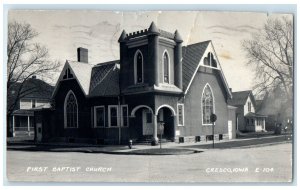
xmin=148 ymin=22 xmax=160 ymax=35
xmin=174 ymin=30 xmax=183 ymax=43
xmin=118 ymin=30 xmax=127 ymax=42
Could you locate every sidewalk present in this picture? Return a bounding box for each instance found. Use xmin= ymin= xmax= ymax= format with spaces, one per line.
xmin=6 ymin=134 xmax=292 ymax=155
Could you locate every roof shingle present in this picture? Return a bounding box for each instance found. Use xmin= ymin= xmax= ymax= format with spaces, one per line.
xmin=228 ymin=90 xmax=252 ymax=106
xmin=182 ymin=41 xmax=210 ymax=91
xmin=89 ymin=61 xmax=120 ymax=97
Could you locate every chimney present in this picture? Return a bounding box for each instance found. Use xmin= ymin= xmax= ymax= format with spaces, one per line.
xmin=229 ymin=88 xmax=232 ymax=93
xmin=77 ymin=47 xmax=88 ymax=63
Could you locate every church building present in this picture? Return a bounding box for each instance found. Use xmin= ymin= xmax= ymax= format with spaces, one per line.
xmin=40 ymin=22 xmax=237 ymax=145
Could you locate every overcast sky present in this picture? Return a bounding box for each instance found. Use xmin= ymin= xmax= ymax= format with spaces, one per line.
xmin=8 ymin=11 xmax=293 ymax=92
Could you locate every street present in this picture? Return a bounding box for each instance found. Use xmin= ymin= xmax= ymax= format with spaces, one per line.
xmin=6 ymin=142 xmax=293 ymax=183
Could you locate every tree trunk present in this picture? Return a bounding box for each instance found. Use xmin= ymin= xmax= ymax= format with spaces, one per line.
xmin=7 ymin=114 xmax=13 ymax=137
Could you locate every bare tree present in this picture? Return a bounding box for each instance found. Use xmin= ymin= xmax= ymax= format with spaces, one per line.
xmin=7 ymin=21 xmax=60 ymax=136
xmin=242 ymin=16 xmax=293 ymax=100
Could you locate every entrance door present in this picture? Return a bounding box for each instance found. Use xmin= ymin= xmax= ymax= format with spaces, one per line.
xmin=228 ymin=120 xmax=233 ymax=140
xmin=142 ymin=110 xmax=153 ymax=136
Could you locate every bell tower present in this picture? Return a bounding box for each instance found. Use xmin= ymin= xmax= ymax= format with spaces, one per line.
xmin=118 ymin=22 xmax=183 ymax=95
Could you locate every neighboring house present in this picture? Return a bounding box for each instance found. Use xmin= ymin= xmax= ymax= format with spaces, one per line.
xmin=42 ymin=22 xmax=237 ymax=144
xmin=256 ymin=86 xmax=293 ymax=131
xmin=228 ymin=90 xmax=267 ymax=132
xmin=8 ymin=76 xmax=54 ymax=137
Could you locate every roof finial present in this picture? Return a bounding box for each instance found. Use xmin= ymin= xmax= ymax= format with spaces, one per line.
xmin=118 ymin=30 xmax=127 ymax=42
xmin=148 ymin=21 xmax=160 ymax=35
xmin=174 ymin=30 xmax=183 ymax=43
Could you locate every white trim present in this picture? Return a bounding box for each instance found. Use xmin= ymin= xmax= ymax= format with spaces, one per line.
xmin=203 ymin=52 xmax=219 ymax=68
xmin=131 ymin=105 xmax=153 ymax=117
xmin=155 ymin=104 xmax=176 ymax=116
xmin=184 ymin=42 xmax=232 ymax=99
xmin=121 ymin=105 xmax=129 ymax=127
xmin=201 ymin=83 xmax=215 ymax=126
xmin=108 ymin=105 xmax=119 ymax=127
xmin=210 ymin=42 xmax=232 ymax=98
xmin=52 ymin=60 xmax=92 ymax=98
xmin=177 ymin=103 xmax=185 ymax=126
xmin=31 ymin=99 xmax=36 ymax=108
xmin=93 ymin=106 xmax=105 ymax=128
xmin=64 ymin=90 xmax=79 ymax=128
xmin=162 ymin=49 xmax=170 ymax=84
xmin=134 ymin=49 xmax=144 ymax=84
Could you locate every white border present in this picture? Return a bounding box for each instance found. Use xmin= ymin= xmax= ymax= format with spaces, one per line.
xmin=108 ymin=105 xmax=119 ymax=127
xmin=201 ymin=83 xmax=215 ymax=126
xmin=134 ymin=49 xmax=144 ymax=84
xmin=93 ymin=105 xmax=105 ymax=128
xmin=64 ymin=90 xmax=79 ymax=128
xmin=162 ymin=49 xmax=170 ymax=84
xmin=120 ymin=105 xmax=128 ymax=127
xmin=177 ymin=103 xmax=184 ymax=126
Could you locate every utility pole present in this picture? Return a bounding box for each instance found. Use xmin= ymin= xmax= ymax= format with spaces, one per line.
xmin=210 ymin=113 xmax=217 ymax=149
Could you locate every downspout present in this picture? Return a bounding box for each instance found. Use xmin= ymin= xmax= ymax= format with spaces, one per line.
xmin=118 ymin=95 xmax=121 ymax=145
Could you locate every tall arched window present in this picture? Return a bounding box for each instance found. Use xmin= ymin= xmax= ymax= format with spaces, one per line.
xmin=202 ymin=84 xmax=214 ymax=125
xmin=134 ymin=50 xmax=143 ymax=84
xmin=163 ymin=51 xmax=169 ymax=83
xmin=64 ymin=90 xmax=78 ymax=128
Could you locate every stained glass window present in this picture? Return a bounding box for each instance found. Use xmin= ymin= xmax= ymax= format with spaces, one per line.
xmin=65 ymin=92 xmax=78 ymax=128
xmin=202 ymin=85 xmax=214 ymax=124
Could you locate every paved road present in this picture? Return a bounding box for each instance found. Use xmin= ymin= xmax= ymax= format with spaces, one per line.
xmin=6 ymin=143 xmax=293 ymax=183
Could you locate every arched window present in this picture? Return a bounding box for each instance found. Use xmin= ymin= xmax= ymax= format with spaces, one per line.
xmin=134 ymin=50 xmax=143 ymax=84
xmin=163 ymin=51 xmax=169 ymax=83
xmin=202 ymin=84 xmax=214 ymax=125
xmin=64 ymin=91 xmax=78 ymax=128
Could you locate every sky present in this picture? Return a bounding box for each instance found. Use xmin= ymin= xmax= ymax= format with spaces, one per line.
xmin=8 ymin=10 xmax=293 ymax=92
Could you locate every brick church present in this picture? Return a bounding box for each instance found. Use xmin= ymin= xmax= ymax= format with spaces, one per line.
xmin=37 ymin=22 xmax=237 ymax=145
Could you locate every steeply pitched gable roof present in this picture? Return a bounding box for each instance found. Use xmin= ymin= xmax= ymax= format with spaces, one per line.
xmin=182 ymin=40 xmax=232 ymax=99
xmin=228 ymin=90 xmax=253 ymax=106
xmin=53 ymin=60 xmax=119 ymax=98
xmin=89 ymin=61 xmax=120 ymax=97
xmin=182 ymin=41 xmax=210 ymax=91
xmin=67 ymin=60 xmax=94 ymax=95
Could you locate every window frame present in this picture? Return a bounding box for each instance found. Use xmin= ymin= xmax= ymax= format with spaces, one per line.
xmin=108 ymin=105 xmax=119 ymax=127
xmin=134 ymin=50 xmax=144 ymax=84
xmin=202 ymin=52 xmax=219 ymax=69
xmin=62 ymin=68 xmax=74 ymax=80
xmin=162 ymin=50 xmax=170 ymax=84
xmin=93 ymin=106 xmax=105 ymax=128
xmin=248 ymin=102 xmax=252 ymax=112
xmin=201 ymin=83 xmax=215 ymax=126
xmin=64 ymin=90 xmax=79 ymax=128
xmin=121 ymin=105 xmax=129 ymax=127
xmin=177 ymin=103 xmax=185 ymax=126
xmin=31 ymin=99 xmax=36 ymax=108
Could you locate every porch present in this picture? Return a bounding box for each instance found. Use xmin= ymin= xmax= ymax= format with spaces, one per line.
xmin=244 ymin=112 xmax=268 ymax=132
xmin=11 ymin=109 xmax=35 ymax=137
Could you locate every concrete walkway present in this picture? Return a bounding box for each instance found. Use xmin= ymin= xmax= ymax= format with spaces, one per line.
xmin=7 ymin=134 xmax=292 ymax=154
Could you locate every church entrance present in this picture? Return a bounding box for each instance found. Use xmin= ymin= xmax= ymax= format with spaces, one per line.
xmin=130 ymin=105 xmax=154 ymax=140
xmin=157 ymin=107 xmax=175 ymax=140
